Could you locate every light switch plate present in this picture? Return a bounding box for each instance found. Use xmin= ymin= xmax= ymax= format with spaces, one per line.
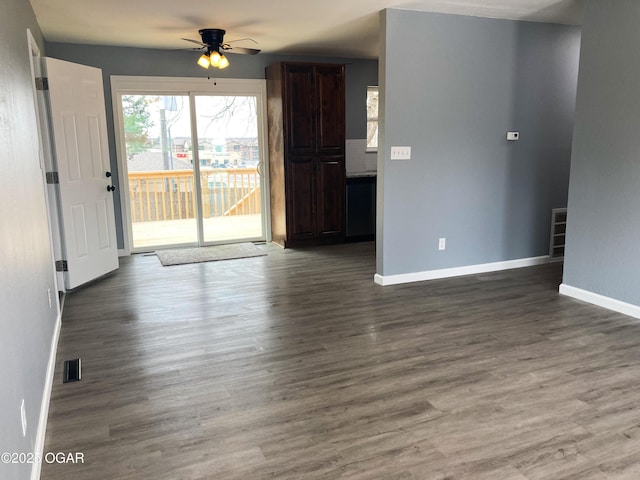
xmin=390 ymin=146 xmax=411 ymax=160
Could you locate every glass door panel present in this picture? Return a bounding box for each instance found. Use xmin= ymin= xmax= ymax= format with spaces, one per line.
xmin=194 ymin=95 xmax=264 ymax=243
xmin=121 ymin=95 xmax=197 ymax=250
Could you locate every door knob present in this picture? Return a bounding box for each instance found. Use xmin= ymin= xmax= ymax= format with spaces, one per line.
xmin=107 ymin=185 xmax=116 ymax=192
xmin=105 ymin=171 xmax=112 ymax=178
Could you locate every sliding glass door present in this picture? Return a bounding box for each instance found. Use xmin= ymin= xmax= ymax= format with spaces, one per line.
xmin=193 ymin=95 xmax=263 ymax=244
xmin=123 ymin=95 xmax=198 ymax=248
xmin=113 ymin=77 xmax=268 ymax=252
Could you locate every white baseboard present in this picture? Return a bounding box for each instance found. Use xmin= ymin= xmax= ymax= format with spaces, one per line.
xmin=374 ymin=256 xmax=550 ymax=286
xmin=30 ymin=310 xmax=62 ymax=480
xmin=559 ymin=284 xmax=640 ymax=320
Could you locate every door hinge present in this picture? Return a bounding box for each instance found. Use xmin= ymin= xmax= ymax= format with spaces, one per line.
xmin=45 ymin=171 xmax=59 ymax=184
xmin=35 ymin=77 xmax=49 ymax=91
xmin=55 ymin=260 xmax=68 ymax=272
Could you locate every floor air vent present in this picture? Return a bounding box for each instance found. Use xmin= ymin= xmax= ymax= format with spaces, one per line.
xmin=63 ymin=358 xmax=82 ymax=383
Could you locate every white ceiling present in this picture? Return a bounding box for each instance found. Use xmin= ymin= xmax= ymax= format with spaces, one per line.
xmin=30 ymin=0 xmax=583 ymax=59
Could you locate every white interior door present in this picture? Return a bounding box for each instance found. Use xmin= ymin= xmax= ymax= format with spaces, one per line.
xmin=46 ymin=58 xmax=118 ymax=289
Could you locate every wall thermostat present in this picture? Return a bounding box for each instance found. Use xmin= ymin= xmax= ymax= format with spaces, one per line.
xmin=507 ymin=131 xmax=520 ymax=141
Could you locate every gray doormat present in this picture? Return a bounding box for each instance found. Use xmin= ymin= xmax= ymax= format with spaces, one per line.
xmin=155 ymin=243 xmax=267 ymax=266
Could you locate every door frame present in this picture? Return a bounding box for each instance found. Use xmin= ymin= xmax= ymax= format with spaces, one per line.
xmin=111 ymin=76 xmax=271 ymax=254
xmin=26 ymin=30 xmax=64 ymax=299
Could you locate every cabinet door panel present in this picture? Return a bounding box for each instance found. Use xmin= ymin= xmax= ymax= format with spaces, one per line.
xmin=286 ymin=156 xmax=316 ymax=240
xmin=316 ymin=156 xmax=345 ymax=238
xmin=316 ymin=65 xmax=345 ymax=155
xmin=284 ymin=65 xmax=316 ymax=154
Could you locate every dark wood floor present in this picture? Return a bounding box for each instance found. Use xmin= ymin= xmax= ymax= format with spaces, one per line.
xmin=42 ymin=242 xmax=640 ymax=479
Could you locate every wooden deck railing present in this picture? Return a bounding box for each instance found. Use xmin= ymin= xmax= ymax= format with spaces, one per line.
xmin=128 ymin=168 xmax=261 ymax=222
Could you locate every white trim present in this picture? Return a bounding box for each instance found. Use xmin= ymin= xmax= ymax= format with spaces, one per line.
xmin=27 ymin=30 xmax=65 ymax=299
xmin=110 ymin=84 xmax=133 ymax=254
xmin=30 ymin=310 xmax=62 ymax=480
xmin=559 ymin=284 xmax=640 ymax=320
xmin=110 ymin=75 xmax=266 ymax=93
xmin=188 ymin=92 xmax=206 ymax=244
xmin=374 ymin=256 xmax=550 ymax=286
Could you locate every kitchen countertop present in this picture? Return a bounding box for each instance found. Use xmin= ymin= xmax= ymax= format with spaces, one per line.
xmin=346 ymin=171 xmax=377 ymax=178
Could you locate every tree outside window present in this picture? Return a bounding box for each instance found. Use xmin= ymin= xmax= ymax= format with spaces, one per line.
xmin=366 ymin=86 xmax=378 ymax=152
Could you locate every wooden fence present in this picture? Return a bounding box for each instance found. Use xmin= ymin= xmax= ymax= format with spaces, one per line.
xmin=128 ymin=168 xmax=261 ymax=222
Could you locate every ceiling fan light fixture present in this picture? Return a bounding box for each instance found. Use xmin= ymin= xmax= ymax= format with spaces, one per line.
xmin=210 ymin=50 xmax=222 ymax=67
xmin=218 ymin=55 xmax=230 ymax=69
xmin=197 ymin=53 xmax=210 ymax=69
xmin=186 ymin=28 xmax=259 ymax=71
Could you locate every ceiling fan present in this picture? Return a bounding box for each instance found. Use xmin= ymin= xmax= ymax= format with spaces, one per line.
xmin=182 ymin=28 xmax=261 ymax=70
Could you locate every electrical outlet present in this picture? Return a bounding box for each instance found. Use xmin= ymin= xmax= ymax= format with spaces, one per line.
xmin=20 ymin=399 xmax=27 ymax=437
xmin=439 ymin=238 xmax=446 ymax=251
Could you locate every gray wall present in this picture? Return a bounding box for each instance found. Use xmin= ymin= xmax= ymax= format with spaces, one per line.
xmin=0 ymin=1 xmax=59 ymax=479
xmin=46 ymin=43 xmax=378 ymax=249
xmin=563 ymin=0 xmax=640 ymax=306
xmin=377 ymin=9 xmax=581 ymax=276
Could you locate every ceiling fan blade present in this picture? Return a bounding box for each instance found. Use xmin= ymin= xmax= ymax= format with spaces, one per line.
xmin=224 ymin=46 xmax=261 ymax=55
xmin=181 ymin=37 xmax=208 ymax=48
xmin=227 ymin=37 xmax=259 ymax=45
xmin=183 ymin=30 xmax=261 ymax=56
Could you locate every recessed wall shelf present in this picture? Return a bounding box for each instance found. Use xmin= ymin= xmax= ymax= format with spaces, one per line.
xmin=549 ymin=208 xmax=567 ymax=261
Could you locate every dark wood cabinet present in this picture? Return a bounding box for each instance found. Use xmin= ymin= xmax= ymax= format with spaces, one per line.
xmin=266 ymin=62 xmax=346 ymax=247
